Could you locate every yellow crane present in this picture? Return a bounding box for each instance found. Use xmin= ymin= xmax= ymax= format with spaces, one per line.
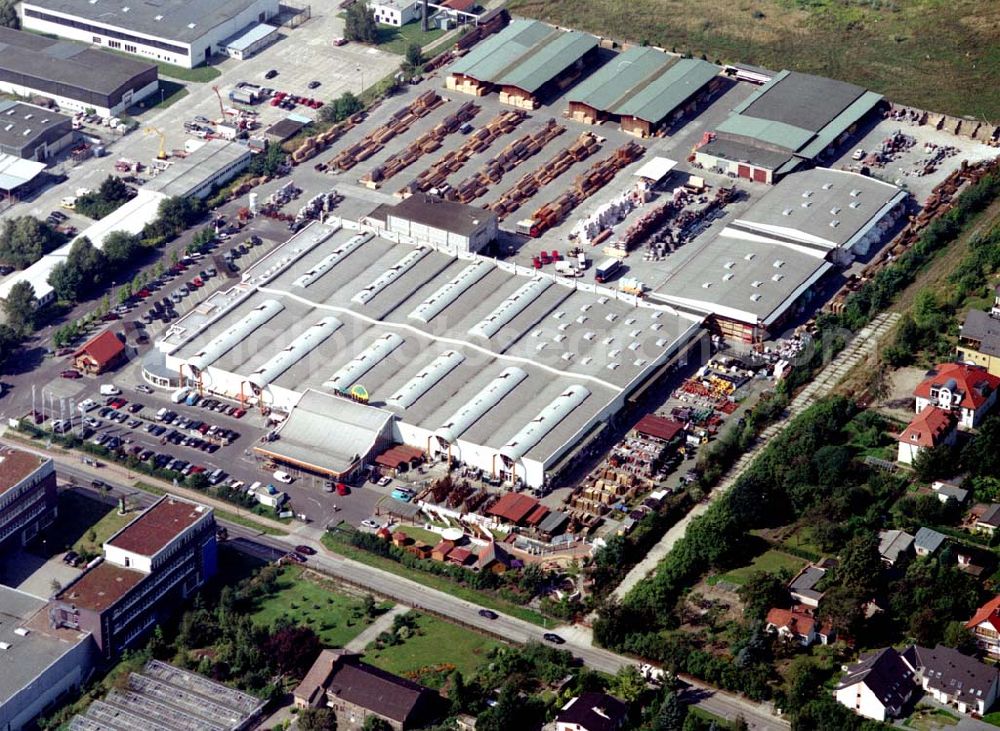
xmin=143 ymin=126 xmax=168 ymax=160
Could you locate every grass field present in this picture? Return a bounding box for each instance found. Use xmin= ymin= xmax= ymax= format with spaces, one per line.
xmin=249 ymin=566 xmax=390 ymax=647
xmin=507 ymin=0 xmax=1000 ymax=119
xmin=710 ymin=548 xmax=806 ymax=586
xmin=364 ymin=612 xmax=501 ymax=681
xmin=377 ymin=22 xmax=447 ymax=55
xmin=55 ymin=490 xmax=132 ymax=556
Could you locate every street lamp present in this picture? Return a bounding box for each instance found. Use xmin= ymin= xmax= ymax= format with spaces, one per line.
xmin=356 ymin=66 xmax=365 ymax=95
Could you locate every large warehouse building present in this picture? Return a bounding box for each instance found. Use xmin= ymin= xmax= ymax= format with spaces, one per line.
xmin=567 ymin=48 xmax=722 ymax=138
xmin=151 ymin=221 xmax=704 ymax=488
xmin=364 ymin=194 xmax=499 ymax=254
xmin=653 ymin=169 xmax=906 ymax=341
xmin=694 ymin=70 xmax=884 ymax=183
xmin=446 ymin=19 xmax=598 ymax=109
xmin=0 ymin=27 xmax=158 ymax=118
xmin=0 ymin=101 xmax=73 ymax=161
xmin=21 ymin=0 xmax=280 ymax=69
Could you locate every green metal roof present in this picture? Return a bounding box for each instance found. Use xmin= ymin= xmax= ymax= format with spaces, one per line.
xmin=616 ymin=58 xmax=719 ymax=123
xmin=448 ymin=19 xmax=598 ymax=94
xmin=715 ymin=114 xmax=815 ymax=152
xmin=567 ymin=46 xmax=674 ymax=111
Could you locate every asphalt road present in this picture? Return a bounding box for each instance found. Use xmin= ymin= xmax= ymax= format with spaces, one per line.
xmin=41 ymin=454 xmax=786 ymax=731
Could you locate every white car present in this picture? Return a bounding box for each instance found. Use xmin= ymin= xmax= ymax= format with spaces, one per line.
xmin=78 ymin=398 xmax=98 ymax=413
xmin=360 ymin=519 xmax=380 ymax=530
xmin=273 ymin=470 xmax=294 ymax=484
xmin=377 ymin=476 xmax=392 ymax=487
xmin=852 ymin=148 xmax=866 ymax=161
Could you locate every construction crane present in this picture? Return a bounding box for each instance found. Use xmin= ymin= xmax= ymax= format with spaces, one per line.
xmin=143 ymin=126 xmax=168 ymax=160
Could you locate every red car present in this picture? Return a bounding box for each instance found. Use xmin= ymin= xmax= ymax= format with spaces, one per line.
xmin=336 ymin=482 xmax=350 ymax=496
xmin=189 ymin=465 xmax=206 ymax=474
xmin=191 ymin=277 xmax=204 ymax=288
xmin=60 ymin=369 xmax=82 ymax=379
xmin=137 ymin=288 xmax=151 ymax=298
xmin=232 ymin=408 xmax=246 ymax=418
xmin=295 ymin=545 xmax=317 ymax=555
xmin=109 ymin=398 xmax=128 ymax=409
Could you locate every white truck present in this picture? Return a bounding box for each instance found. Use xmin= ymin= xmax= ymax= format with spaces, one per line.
xmin=170 ymin=387 xmax=191 ymax=404
xmin=555 ymin=260 xmax=582 ymax=277
xmin=99 ymin=384 xmax=121 ymax=396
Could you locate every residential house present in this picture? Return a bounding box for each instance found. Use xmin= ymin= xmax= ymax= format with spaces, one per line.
xmin=957 ymin=291 xmax=1000 ymax=377
xmin=835 ymin=647 xmax=915 ymax=722
xmin=906 ymin=644 xmax=999 ymax=716
xmin=896 ymin=406 xmax=957 ymax=465
xmin=49 ymin=496 xmax=216 ymax=660
xmin=913 ymin=527 xmax=946 ymax=557
xmin=878 ymin=529 xmax=915 ymax=566
xmin=932 ymin=480 xmax=969 ymax=505
xmin=431 ymin=540 xmax=455 ymax=562
xmin=555 ymin=691 xmax=628 ymax=731
xmin=956 ymin=545 xmax=991 ymax=579
xmin=765 ymin=605 xmax=835 ymax=647
xmin=293 ymin=649 xmax=442 ymax=730
xmin=476 ymin=540 xmax=513 ymax=574
xmin=72 ymin=329 xmax=125 ymax=375
xmin=975 ymin=504 xmax=1000 ymax=536
xmin=789 ymin=562 xmax=830 ymax=608
xmin=913 ymin=363 xmax=1000 ymax=428
xmin=966 ymin=595 xmax=1000 ymax=660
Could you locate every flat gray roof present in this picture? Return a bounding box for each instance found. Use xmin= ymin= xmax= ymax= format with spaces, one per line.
xmin=727 ymin=169 xmax=905 ymax=252
xmin=0 ymin=586 xmax=90 ymax=707
xmin=144 ymin=140 xmax=250 ymax=198
xmin=0 ymin=100 xmax=70 ymax=150
xmin=163 ymin=226 xmax=702 ymax=466
xmin=384 ymin=194 xmax=497 ymax=236
xmin=653 ymin=234 xmax=832 ymax=327
xmin=0 ymin=26 xmax=157 ymax=98
xmin=737 ymin=70 xmax=867 ymax=133
xmin=24 ymin=0 xmax=275 ymax=44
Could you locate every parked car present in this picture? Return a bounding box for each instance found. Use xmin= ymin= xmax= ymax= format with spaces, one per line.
xmin=336 ymin=483 xmax=350 ymax=496
xmin=308 ymin=80 xmax=321 ymax=89
xmin=264 ymin=69 xmax=278 ymax=79
xmin=542 ymin=633 xmax=566 ymax=645
xmin=136 ymin=384 xmax=154 ymax=394
xmin=287 ymin=552 xmax=306 ymax=564
xmin=273 ymin=470 xmax=293 ymax=484
xmin=360 ymin=519 xmax=380 ymax=530
xmin=478 ymin=609 xmax=498 ymax=620
xmin=295 ymin=545 xmax=317 ymax=555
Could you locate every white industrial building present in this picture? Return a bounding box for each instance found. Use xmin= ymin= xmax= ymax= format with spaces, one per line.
xmin=0 ymin=586 xmax=95 ymax=731
xmin=21 ymin=0 xmax=280 ymax=69
xmin=369 ymin=0 xmax=422 ymax=27
xmin=0 ymin=140 xmax=251 ymax=307
xmin=364 ymin=194 xmax=499 ymax=254
xmin=150 ymin=221 xmax=703 ymax=488
xmin=653 ymin=168 xmax=907 ymax=342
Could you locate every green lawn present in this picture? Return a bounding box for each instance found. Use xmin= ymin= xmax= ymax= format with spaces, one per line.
xmin=508 ymin=0 xmax=1000 ymax=119
xmin=781 ymin=526 xmax=824 ymax=559
xmin=102 ymin=48 xmax=221 ymax=82
xmin=904 ymin=706 xmax=960 ymax=730
xmin=394 ymin=525 xmax=444 ymax=546
xmin=983 ymin=710 xmax=1000 ymax=728
xmin=249 ymin=566 xmax=391 ymax=647
xmin=322 ymin=530 xmax=549 ymax=626
xmin=376 ymin=22 xmax=447 ymax=55
xmin=151 ymin=80 xmax=188 ymax=110
xmin=711 ymin=549 xmax=806 ymax=586
xmin=54 ymin=489 xmax=132 ymax=557
xmin=364 ymin=612 xmax=501 ymax=682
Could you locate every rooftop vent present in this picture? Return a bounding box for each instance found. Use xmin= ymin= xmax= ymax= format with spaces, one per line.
xmin=0 ymin=642 xmax=10 ymax=651
xmin=782 ymin=208 xmax=793 ymax=216
xmin=830 ymin=206 xmax=841 ymax=215
xmin=751 ymin=280 xmax=763 ymax=288
xmin=773 ymin=259 xmax=784 ymax=268
xmin=802 ymin=190 xmax=813 ymax=198
xmin=850 ymin=189 xmax=861 ymax=197
xmin=13 ymin=628 xmax=29 ymax=637
xmin=701 ymin=282 xmax=712 ymax=289
xmin=772 ymin=273 xmax=784 ymax=282
xmin=849 ymin=201 xmax=861 ymax=209
xmin=187 ymin=22 xmax=196 ymax=28
xmin=724 ymin=261 xmax=735 ymax=269
xmin=822 ymin=182 xmax=833 ymax=190
xmin=830 ymin=219 xmax=840 ymax=228
xmin=745 ymin=252 xmax=756 ymax=261
xmin=801 ymin=201 xmax=812 ymax=208
xmin=750 ymin=293 xmax=762 ymax=302
xmin=551 ymin=311 xmax=565 ymax=320
xmin=155 ymin=14 xmax=163 ymax=20
xmin=723 ymin=273 xmax=734 ymax=281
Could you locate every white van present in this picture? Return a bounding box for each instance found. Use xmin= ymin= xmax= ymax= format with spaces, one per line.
xmin=99 ymin=384 xmax=121 ymax=396
xmin=78 ymin=399 xmax=98 ymax=413
xmin=273 ymin=470 xmax=293 ymax=484
xmin=170 ymin=387 xmax=191 ymax=404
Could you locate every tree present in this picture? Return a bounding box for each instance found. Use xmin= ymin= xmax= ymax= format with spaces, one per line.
xmin=963 ymin=415 xmax=1000 ymax=477
xmin=913 ymin=442 xmax=957 ymax=483
xmin=863 ymin=355 xmax=891 ymax=405
xmin=837 ymin=533 xmax=883 ymax=597
xmin=298 ymin=707 xmax=337 ymax=731
xmin=403 ymin=42 xmax=423 ymax=72
xmin=361 ymin=718 xmax=392 ymax=731
xmin=738 ymin=571 xmax=789 ymax=622
xmin=319 ymin=92 xmax=364 ymax=124
xmin=345 ymin=2 xmax=379 ymax=43
xmin=611 ymin=664 xmax=645 ymax=703
xmin=102 ymin=230 xmax=141 ymax=265
xmin=262 ymin=625 xmax=320 ymax=677
xmin=0 ymin=0 xmax=19 ymax=29
xmin=3 ymin=280 xmax=36 ymax=333
xmin=652 ymin=689 xmax=687 ymax=731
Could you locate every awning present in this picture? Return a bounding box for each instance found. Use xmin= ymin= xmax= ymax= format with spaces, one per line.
xmin=633 ymin=156 xmax=677 ymax=182
xmin=0 ymin=155 xmax=45 ymax=191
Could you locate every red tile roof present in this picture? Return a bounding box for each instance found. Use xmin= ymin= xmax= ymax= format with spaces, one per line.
xmin=898 ymin=406 xmax=955 ymax=448
xmin=914 ymin=363 xmax=1000 ymax=411
xmin=448 ymin=547 xmax=474 ymax=564
xmin=441 ymin=0 xmax=475 ymax=9
xmin=73 ymin=329 xmax=124 ymax=368
xmin=107 ymin=497 xmax=209 ymax=557
xmin=766 ymin=605 xmax=833 ymax=638
xmin=967 ymin=595 xmax=1000 ymax=633
xmin=488 ymin=492 xmax=541 ymax=524
xmin=633 ymin=414 xmax=685 ymax=442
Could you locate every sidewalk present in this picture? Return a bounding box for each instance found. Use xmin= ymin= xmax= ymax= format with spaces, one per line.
xmin=345 ymin=605 xmax=410 ymax=652
xmin=611 ymin=313 xmax=901 ymax=599
xmin=0 ymin=430 xmax=294 ymax=535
